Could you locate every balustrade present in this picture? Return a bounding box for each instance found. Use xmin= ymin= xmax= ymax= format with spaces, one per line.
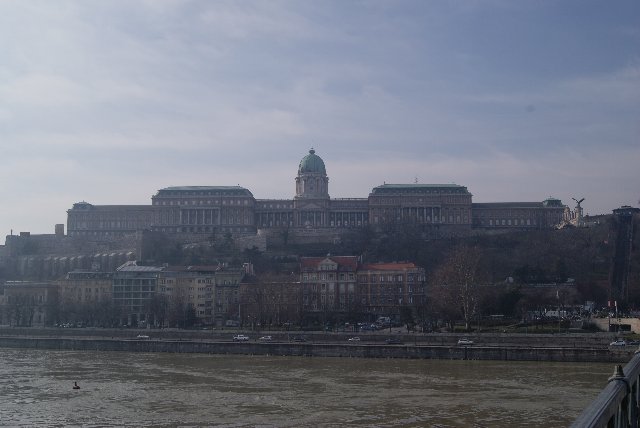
xmin=572 ymin=351 xmax=640 ymax=427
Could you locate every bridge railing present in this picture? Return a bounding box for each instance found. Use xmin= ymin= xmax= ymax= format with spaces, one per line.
xmin=571 ymin=351 xmax=640 ymax=428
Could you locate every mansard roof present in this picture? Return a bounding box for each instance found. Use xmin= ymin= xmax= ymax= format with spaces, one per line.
xmin=300 ymin=256 xmax=358 ymax=271
xmin=162 ymin=265 xmax=220 ymax=273
xmin=69 ymin=204 xmax=153 ymax=211
xmin=370 ymin=183 xmax=470 ymax=195
xmin=116 ymin=265 xmax=164 ymax=273
xmin=359 ymin=262 xmax=421 ymax=271
xmin=472 ymin=201 xmax=566 ymax=209
xmin=156 ymin=186 xmax=254 ymax=197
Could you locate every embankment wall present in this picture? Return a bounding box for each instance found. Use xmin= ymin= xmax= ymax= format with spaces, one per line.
xmin=0 ymin=336 xmax=631 ymax=363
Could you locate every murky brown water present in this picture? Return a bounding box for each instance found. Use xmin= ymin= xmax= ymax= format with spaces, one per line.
xmin=0 ymin=348 xmax=612 ymax=427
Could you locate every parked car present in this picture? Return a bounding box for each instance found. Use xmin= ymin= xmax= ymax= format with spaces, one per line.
xmin=136 ymin=334 xmax=150 ymax=339
xmin=627 ymin=340 xmax=640 ymax=346
xmin=457 ymin=338 xmax=474 ymax=346
xmin=233 ymin=334 xmax=250 ymax=341
xmin=348 ymin=337 xmax=361 ymax=342
xmin=386 ymin=338 xmax=404 ymax=345
xmin=258 ymin=335 xmax=272 ymax=341
xmin=292 ymin=336 xmax=308 ymax=342
xmin=609 ymin=339 xmax=627 ymax=347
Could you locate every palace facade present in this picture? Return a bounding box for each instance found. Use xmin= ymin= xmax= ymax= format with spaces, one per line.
xmin=66 ymin=149 xmax=567 ymax=239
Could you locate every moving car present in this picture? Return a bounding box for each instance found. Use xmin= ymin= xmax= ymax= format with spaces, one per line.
xmin=258 ymin=335 xmax=272 ymax=341
xmin=136 ymin=334 xmax=150 ymax=339
xmin=233 ymin=334 xmax=250 ymax=341
xmin=348 ymin=337 xmax=361 ymax=342
xmin=609 ymin=339 xmax=627 ymax=347
xmin=386 ymin=338 xmax=404 ymax=345
xmin=457 ymin=338 xmax=474 ymax=346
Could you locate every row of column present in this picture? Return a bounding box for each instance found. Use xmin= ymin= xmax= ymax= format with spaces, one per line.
xmin=329 ymin=212 xmax=368 ymax=227
xmin=400 ymin=206 xmax=441 ymax=222
xmin=180 ymin=209 xmax=220 ymax=226
xmin=256 ymin=212 xmax=293 ymax=227
xmin=298 ymin=211 xmax=325 ymax=227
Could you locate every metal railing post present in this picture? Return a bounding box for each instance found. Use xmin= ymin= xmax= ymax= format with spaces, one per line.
xmin=572 ymin=353 xmax=640 ymax=428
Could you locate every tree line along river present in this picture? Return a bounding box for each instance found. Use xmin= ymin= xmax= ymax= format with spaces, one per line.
xmin=0 ymin=348 xmax=612 ymax=427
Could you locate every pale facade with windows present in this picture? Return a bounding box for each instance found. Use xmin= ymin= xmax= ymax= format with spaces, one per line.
xmin=158 ymin=267 xmax=216 ymax=325
xmin=112 ymin=262 xmax=162 ymax=326
xmin=157 ymin=266 xmax=245 ymax=326
xmin=472 ymin=199 xmax=566 ymax=230
xmin=300 ymin=257 xmax=426 ymax=319
xmin=0 ymin=281 xmax=58 ymax=327
xmin=58 ymin=271 xmax=113 ymax=305
xmin=357 ymin=263 xmax=426 ymax=315
xmin=300 ymin=256 xmax=358 ymax=314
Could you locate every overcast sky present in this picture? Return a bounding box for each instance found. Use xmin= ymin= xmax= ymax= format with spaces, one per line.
xmin=1 ymin=0 xmax=638 ymax=235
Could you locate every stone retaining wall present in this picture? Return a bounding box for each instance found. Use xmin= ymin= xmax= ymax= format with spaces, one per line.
xmin=0 ymin=327 xmax=618 ymax=348
xmin=0 ymin=335 xmax=630 ymax=363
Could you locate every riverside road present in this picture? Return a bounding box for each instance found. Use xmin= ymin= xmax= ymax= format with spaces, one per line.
xmin=0 ymin=326 xmax=634 ymax=363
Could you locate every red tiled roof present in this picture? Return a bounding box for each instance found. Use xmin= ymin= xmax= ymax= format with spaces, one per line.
xmin=359 ymin=262 xmax=418 ymax=271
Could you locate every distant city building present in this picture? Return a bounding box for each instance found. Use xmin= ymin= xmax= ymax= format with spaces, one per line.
xmin=66 ymin=149 xmax=567 ymax=240
xmin=298 ymin=256 xmax=426 ymax=321
xmin=472 ymin=198 xmax=566 ymax=229
xmin=111 ymin=261 xmax=246 ymax=327
xmin=211 ymin=267 xmax=245 ymax=325
xmin=58 ymin=271 xmax=113 ymax=306
xmin=112 ymin=262 xmax=163 ymax=326
xmin=157 ymin=265 xmax=217 ymax=326
xmin=357 ymin=262 xmax=426 ymax=315
xmin=300 ymin=256 xmax=359 ymax=316
xmin=0 ymin=281 xmax=58 ymax=327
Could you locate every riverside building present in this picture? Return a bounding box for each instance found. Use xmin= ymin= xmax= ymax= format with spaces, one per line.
xmin=298 ymin=256 xmax=427 ymax=321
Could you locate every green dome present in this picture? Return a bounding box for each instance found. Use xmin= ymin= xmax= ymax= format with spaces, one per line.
xmin=298 ymin=148 xmax=326 ymax=175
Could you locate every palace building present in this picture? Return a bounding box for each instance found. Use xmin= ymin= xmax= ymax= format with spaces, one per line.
xmin=66 ymin=149 xmax=567 ymax=240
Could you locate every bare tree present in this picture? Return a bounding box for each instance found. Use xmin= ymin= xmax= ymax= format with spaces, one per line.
xmin=431 ymin=245 xmax=487 ymax=331
xmin=241 ymin=273 xmax=301 ymax=329
xmin=8 ymin=293 xmax=37 ymax=327
xmin=145 ymin=293 xmax=169 ymax=327
xmin=167 ymin=292 xmax=189 ymax=328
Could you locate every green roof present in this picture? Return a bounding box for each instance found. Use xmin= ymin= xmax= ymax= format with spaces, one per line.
xmin=161 ymin=186 xmax=248 ymax=191
xmin=371 ymin=183 xmax=469 ymax=195
xmin=298 ymin=148 xmax=326 ymax=175
xmin=156 ymin=186 xmax=253 ymax=197
xmin=375 ymin=184 xmax=465 ymax=189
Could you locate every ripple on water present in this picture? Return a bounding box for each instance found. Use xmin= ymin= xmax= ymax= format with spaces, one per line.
xmin=0 ymin=349 xmax=612 ymax=427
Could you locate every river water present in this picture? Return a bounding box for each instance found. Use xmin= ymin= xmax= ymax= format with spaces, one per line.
xmin=0 ymin=348 xmax=612 ymax=427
